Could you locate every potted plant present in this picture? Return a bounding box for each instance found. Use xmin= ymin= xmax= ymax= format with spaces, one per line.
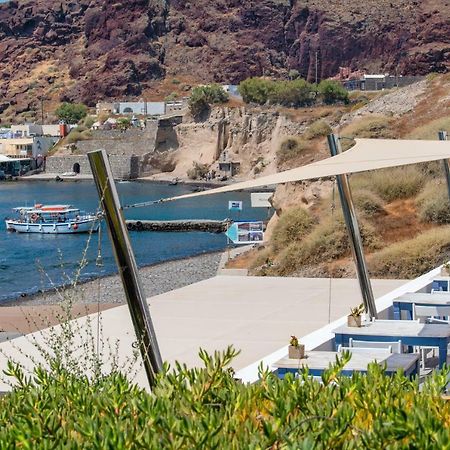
xmin=347 ymin=303 xmax=365 ymax=327
xmin=288 ymin=335 xmax=305 ymax=359
xmin=441 ymin=262 xmax=450 ymax=276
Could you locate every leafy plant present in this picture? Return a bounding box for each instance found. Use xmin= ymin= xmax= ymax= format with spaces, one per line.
xmin=2 ymin=347 xmax=450 ymax=448
xmin=350 ymin=303 xmax=365 ymax=317
xmin=289 ymin=335 xmax=299 ymax=347
xmin=189 ymin=84 xmax=228 ymax=118
xmin=55 ymin=102 xmax=88 ymax=124
xmin=317 ymin=80 xmax=349 ymax=104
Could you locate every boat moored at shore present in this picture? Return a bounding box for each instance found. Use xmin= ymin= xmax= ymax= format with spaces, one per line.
xmin=5 ymin=204 xmax=100 ymax=234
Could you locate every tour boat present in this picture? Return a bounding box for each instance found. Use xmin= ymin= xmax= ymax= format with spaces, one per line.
xmin=5 ymin=204 xmax=101 ymax=234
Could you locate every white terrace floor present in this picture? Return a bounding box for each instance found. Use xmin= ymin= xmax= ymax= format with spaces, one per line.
xmin=0 ymin=276 xmax=404 ymax=391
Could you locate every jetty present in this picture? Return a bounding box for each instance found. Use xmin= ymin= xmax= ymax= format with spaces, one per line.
xmin=126 ymin=219 xmax=231 ymax=233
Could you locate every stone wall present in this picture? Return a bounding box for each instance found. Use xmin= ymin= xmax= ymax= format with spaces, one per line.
xmin=75 ymin=125 xmax=158 ymax=156
xmin=46 ymin=155 xmax=140 ymax=179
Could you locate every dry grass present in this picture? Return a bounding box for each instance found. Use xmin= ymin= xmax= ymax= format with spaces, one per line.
xmin=276 ymin=137 xmax=308 ymax=167
xmin=304 ymin=120 xmax=332 ymax=140
xmin=352 ymin=190 xmax=385 ymax=216
xmin=416 ymin=181 xmax=450 ymax=224
xmin=350 ymin=166 xmax=426 ymax=202
xmin=341 ymin=115 xmax=396 ymax=139
xmin=368 ymin=226 xmax=450 ymax=278
xmin=274 ymin=215 xmax=380 ymax=275
xmin=271 ymin=207 xmax=315 ymax=251
xmin=406 ymin=116 xmax=450 ymax=140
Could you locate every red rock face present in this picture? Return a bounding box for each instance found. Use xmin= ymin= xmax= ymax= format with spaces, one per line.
xmin=0 ymin=0 xmax=448 ymax=107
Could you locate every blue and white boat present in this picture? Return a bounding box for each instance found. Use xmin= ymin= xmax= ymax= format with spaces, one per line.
xmin=5 ymin=204 xmax=100 ymax=234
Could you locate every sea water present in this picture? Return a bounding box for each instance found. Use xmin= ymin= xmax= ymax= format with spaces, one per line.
xmin=0 ymin=181 xmax=269 ymax=303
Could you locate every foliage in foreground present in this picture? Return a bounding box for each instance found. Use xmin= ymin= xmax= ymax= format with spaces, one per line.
xmin=2 ymin=348 xmax=450 ymax=449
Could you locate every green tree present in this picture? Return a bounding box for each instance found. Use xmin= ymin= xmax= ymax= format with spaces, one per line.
xmin=269 ymin=79 xmax=315 ymax=107
xmin=238 ymin=77 xmax=275 ymax=104
xmin=55 ymin=102 xmax=88 ymax=124
xmin=318 ymin=80 xmax=349 ymax=104
xmin=189 ymin=85 xmax=228 ymax=118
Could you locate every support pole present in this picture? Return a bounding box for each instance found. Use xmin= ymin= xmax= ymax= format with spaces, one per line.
xmin=88 ymin=149 xmax=162 ymax=388
xmin=439 ymin=131 xmax=450 ymax=201
xmin=327 ymin=134 xmax=378 ymax=319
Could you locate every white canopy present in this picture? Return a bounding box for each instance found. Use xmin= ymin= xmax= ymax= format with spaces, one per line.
xmin=156 ymin=138 xmax=450 ymax=204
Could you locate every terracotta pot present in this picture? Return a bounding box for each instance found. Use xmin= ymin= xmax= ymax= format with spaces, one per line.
xmin=288 ymin=344 xmax=305 ymax=359
xmin=347 ymin=315 xmax=362 ymax=327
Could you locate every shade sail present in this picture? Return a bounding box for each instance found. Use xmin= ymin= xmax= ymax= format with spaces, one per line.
xmin=137 ymin=138 xmax=450 ymax=206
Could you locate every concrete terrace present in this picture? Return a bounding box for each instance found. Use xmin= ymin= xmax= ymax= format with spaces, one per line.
xmin=0 ymin=275 xmax=405 ymax=391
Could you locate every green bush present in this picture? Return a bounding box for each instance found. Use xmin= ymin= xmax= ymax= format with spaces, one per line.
xmin=317 ymin=80 xmax=349 ymax=104
xmin=55 ymin=102 xmax=88 ymax=124
xmin=416 ymin=182 xmax=450 ymax=224
xmin=2 ymin=348 xmax=450 ymax=448
xmin=269 ymin=79 xmax=315 ymax=107
xmin=304 ymin=120 xmax=332 ymax=140
xmin=238 ymin=77 xmax=275 ymax=105
xmin=369 ymin=226 xmax=450 ymax=278
xmin=276 ymin=137 xmax=307 ymax=167
xmin=189 ymin=85 xmax=228 ymax=118
xmin=271 ymin=207 xmax=315 ymax=251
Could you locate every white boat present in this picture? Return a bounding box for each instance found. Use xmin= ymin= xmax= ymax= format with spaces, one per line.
xmin=5 ymin=204 xmax=101 ymax=234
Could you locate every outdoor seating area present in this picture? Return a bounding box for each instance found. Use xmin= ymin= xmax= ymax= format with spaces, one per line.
xmin=273 ymin=273 xmax=450 ymax=380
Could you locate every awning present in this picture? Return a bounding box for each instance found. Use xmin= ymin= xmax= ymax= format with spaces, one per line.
xmin=155 ymin=138 xmax=450 ymax=204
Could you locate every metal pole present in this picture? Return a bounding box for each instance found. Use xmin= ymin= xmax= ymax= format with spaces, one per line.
xmin=439 ymin=131 xmax=450 ymax=201
xmin=327 ymin=134 xmax=378 ymax=319
xmin=88 ymin=149 xmax=163 ymax=388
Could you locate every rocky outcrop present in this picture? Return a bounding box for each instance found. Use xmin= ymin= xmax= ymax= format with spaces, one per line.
xmin=0 ymin=0 xmax=448 ymax=117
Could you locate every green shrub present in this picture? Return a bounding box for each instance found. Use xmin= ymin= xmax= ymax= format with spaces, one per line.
xmin=55 ymin=102 xmax=88 ymax=124
xmin=304 ymin=120 xmax=332 ymax=139
xmin=187 ymin=161 xmax=209 ymax=180
xmin=351 ymin=166 xmax=425 ymax=202
xmin=277 ymin=215 xmax=380 ymax=275
xmin=3 ymin=348 xmax=450 ymax=448
xmin=317 ymin=80 xmax=349 ymax=104
xmin=276 ymin=137 xmax=307 ymax=167
xmin=165 ymin=92 xmax=178 ymax=102
xmin=271 ymin=207 xmax=315 ymax=251
xmin=238 ymin=77 xmax=275 ymax=105
xmin=416 ymin=182 xmax=450 ymax=224
xmin=83 ymin=116 xmax=95 ymax=129
xmin=269 ymin=79 xmax=315 ymax=107
xmin=189 ymin=85 xmax=228 ymax=118
xmin=369 ymin=226 xmax=450 ymax=278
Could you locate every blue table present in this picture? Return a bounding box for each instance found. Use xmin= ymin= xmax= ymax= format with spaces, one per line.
xmin=393 ymin=292 xmax=450 ymax=320
xmin=333 ymin=320 xmax=450 ymax=369
xmin=274 ymin=351 xmax=420 ymax=379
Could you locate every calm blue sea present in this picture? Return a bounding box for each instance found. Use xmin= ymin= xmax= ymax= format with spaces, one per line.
xmin=0 ymin=181 xmax=268 ymax=303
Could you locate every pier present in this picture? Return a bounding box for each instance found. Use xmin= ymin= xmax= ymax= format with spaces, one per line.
xmin=125 ymin=219 xmax=231 ymax=233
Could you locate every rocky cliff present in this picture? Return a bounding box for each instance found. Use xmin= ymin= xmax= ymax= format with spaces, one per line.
xmin=0 ymin=0 xmax=449 ymax=118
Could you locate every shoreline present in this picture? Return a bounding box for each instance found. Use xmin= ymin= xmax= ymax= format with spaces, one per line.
xmin=0 ymin=251 xmax=223 ymax=308
xmin=1 ymin=250 xmax=224 ymax=307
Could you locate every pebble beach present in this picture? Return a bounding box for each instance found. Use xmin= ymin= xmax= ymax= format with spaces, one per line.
xmin=3 ymin=251 xmax=223 ymax=307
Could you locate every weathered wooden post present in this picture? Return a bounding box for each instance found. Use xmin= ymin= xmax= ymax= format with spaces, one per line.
xmin=88 ymin=149 xmax=162 ymax=388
